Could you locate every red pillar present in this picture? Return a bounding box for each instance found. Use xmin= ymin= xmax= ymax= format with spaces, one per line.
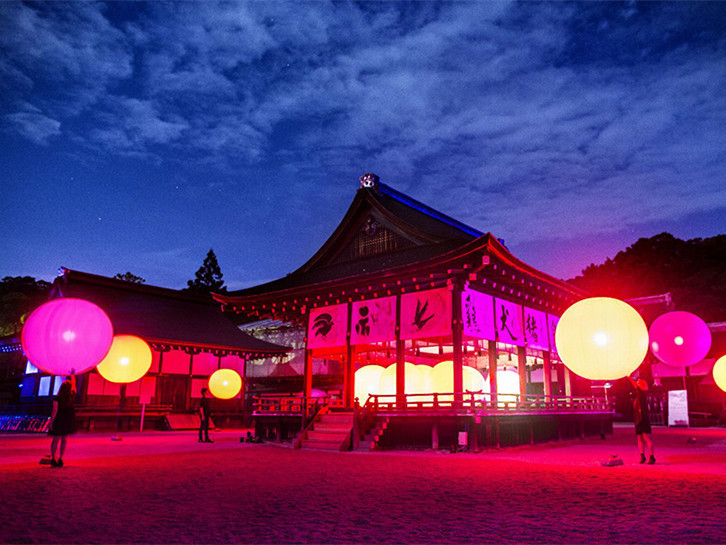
xmin=452 ymin=285 xmax=463 ymax=408
xmin=543 ymin=351 xmax=553 ymax=397
xmin=343 ymin=304 xmax=354 ymax=408
xmin=395 ymin=295 xmax=406 ymax=409
xmin=487 ymin=340 xmax=498 ymax=406
xmin=517 ymin=346 xmax=527 ymax=402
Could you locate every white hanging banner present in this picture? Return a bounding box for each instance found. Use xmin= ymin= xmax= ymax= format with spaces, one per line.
xmin=307 ymin=303 xmax=349 ymax=348
xmin=400 ymin=288 xmax=452 ymax=340
xmin=524 ymin=307 xmax=549 ymax=351
xmin=461 ymin=289 xmax=495 ymax=340
xmin=350 ymin=296 xmax=397 ymax=345
xmin=495 ymin=298 xmax=525 ymax=346
xmin=547 ymin=314 xmax=560 ymax=354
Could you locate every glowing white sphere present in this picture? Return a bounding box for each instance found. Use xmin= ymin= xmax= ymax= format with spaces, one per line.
xmin=555 ymin=297 xmax=648 ymax=380
xmin=354 ymin=365 xmax=385 ymax=404
xmin=713 ymin=355 xmax=726 ymax=393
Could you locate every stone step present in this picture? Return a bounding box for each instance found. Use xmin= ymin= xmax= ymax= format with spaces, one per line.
xmin=300 ymin=439 xmax=344 ymax=450
xmin=314 ymin=422 xmax=351 ymax=432
xmin=307 ymin=430 xmax=349 ymax=441
xmin=319 ymin=413 xmax=353 ymax=423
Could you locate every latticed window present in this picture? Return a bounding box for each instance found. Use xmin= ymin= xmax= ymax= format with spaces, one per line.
xmin=335 ymin=218 xmax=414 ymax=262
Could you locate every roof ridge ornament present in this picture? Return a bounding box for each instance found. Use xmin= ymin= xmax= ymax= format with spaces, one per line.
xmin=359 ymin=172 xmax=379 ymax=189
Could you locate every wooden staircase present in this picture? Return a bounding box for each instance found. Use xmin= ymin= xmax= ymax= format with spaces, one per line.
xmin=356 ymin=416 xmax=389 ymax=451
xmin=296 ymin=411 xmax=353 ymax=451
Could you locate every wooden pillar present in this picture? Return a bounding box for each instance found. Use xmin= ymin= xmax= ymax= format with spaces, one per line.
xmin=487 ymin=340 xmax=498 ymax=407
xmin=343 ymin=304 xmax=354 ymax=408
xmin=395 ymin=295 xmax=406 ymax=409
xmin=303 ymin=311 xmax=313 ymax=399
xmin=303 ymin=349 xmax=313 ymax=399
xmin=543 ymin=351 xmax=553 ymax=397
xmin=452 ymin=284 xmax=464 ymax=408
xmin=564 ymin=366 xmax=572 ymax=397
xmin=432 ymin=422 xmax=439 ymax=449
xmin=517 ymin=346 xmax=527 ymax=402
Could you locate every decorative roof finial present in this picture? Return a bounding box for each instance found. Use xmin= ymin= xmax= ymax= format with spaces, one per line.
xmin=359 ymin=173 xmax=379 ymax=189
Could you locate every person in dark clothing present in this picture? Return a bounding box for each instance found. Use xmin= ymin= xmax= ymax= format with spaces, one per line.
xmin=629 ymin=376 xmax=655 ymax=464
xmin=199 ymin=387 xmax=213 ymax=443
xmin=48 ymin=375 xmax=77 ymax=467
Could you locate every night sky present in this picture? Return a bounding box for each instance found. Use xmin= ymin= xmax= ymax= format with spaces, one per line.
xmin=2 ymin=1 xmax=725 ymax=290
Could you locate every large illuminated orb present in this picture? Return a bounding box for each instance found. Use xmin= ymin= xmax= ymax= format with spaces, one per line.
xmin=649 ymin=311 xmax=712 ymax=367
xmin=354 ymin=365 xmax=385 ymax=404
xmin=713 ymin=356 xmax=726 ymax=393
xmin=431 ymin=361 xmax=487 ymax=402
xmin=208 ymin=368 xmax=242 ymax=399
xmin=484 ymin=369 xmax=521 ymax=404
xmin=96 ymin=335 xmax=152 ymax=384
xmin=21 ymin=298 xmax=114 ymax=376
xmin=379 ymin=362 xmax=426 ymax=397
xmin=555 ymin=297 xmax=648 ymax=381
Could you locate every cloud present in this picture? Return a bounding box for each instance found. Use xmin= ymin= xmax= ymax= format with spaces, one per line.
xmin=1 ymin=0 xmax=724 ymax=249
xmin=4 ymin=112 xmax=61 ymax=145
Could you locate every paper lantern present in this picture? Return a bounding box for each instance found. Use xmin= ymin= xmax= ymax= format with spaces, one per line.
xmin=96 ymin=335 xmax=152 ymax=384
xmin=649 ymin=311 xmax=712 ymax=367
xmin=555 ymin=297 xmax=648 ymax=381
xmin=208 ymin=368 xmax=242 ymax=399
xmin=21 ymin=298 xmax=114 ymax=376
xmin=354 ymin=365 xmax=385 ymax=404
xmin=713 ymin=356 xmax=726 ymax=393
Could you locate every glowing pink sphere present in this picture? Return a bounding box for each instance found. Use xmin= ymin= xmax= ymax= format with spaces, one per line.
xmin=22 ymin=298 xmax=114 ymax=376
xmin=649 ymin=311 xmax=712 ymax=367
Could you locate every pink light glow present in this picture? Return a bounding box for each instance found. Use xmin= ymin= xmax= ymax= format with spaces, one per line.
xmin=649 ymin=311 xmax=712 ymax=367
xmin=21 ymin=298 xmax=114 ymax=376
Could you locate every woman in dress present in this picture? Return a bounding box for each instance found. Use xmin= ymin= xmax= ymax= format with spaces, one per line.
xmin=629 ymin=375 xmax=655 ymax=464
xmin=48 ymin=375 xmax=77 ymax=467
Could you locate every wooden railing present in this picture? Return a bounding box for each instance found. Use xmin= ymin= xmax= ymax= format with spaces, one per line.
xmin=253 ymin=392 xmax=611 ymax=416
xmin=252 ymin=394 xmax=345 ymax=418
xmin=362 ymin=391 xmax=612 ymax=415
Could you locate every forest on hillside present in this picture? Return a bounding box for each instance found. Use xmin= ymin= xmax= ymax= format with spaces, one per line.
xmin=568 ymin=232 xmax=726 ymax=323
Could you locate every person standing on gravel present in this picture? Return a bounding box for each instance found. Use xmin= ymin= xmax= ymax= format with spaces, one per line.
xmin=629 ymin=376 xmax=655 ymax=464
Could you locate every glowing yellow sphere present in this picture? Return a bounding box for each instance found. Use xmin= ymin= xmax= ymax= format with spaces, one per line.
xmin=378 ymin=363 xmax=428 ymax=398
xmin=96 ymin=335 xmax=152 ymax=384
xmin=713 ymin=355 xmax=726 ymax=393
xmin=555 ymin=297 xmax=648 ymax=381
xmin=354 ymin=365 xmax=385 ymax=404
xmin=430 ymin=360 xmax=487 ymax=402
xmin=208 ymin=368 xmax=242 ymax=399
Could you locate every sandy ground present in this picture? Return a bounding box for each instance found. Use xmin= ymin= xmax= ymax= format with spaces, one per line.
xmin=1 ymin=423 xmax=726 ymax=545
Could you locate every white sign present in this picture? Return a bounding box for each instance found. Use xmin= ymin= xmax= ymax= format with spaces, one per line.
xmin=495 ymin=298 xmax=524 ymax=346
xmin=400 ymin=288 xmax=452 ymax=340
xmin=308 ymin=303 xmax=349 ymax=348
xmin=668 ymin=390 xmax=689 ymax=427
xmin=461 ymin=289 xmax=495 ymax=340
xmin=350 ymin=296 xmax=396 ymax=345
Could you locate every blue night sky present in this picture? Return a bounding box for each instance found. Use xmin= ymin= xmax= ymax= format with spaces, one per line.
xmin=2 ymin=1 xmax=725 ymax=290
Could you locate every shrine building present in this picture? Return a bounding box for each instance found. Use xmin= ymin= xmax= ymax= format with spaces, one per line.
xmin=215 ymin=174 xmax=612 ymax=450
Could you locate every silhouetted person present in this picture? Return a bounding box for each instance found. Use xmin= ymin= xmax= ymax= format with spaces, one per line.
xmin=199 ymin=387 xmax=213 ymax=443
xmin=629 ymin=376 xmax=655 ymax=464
xmin=48 ymin=375 xmax=77 ymax=467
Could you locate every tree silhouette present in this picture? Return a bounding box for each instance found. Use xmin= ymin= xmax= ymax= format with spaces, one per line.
xmin=114 ymin=272 xmax=146 ymax=284
xmin=186 ymin=249 xmax=226 ymax=295
xmin=0 ymin=276 xmax=51 ymax=336
xmin=569 ymin=232 xmax=726 ymax=322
